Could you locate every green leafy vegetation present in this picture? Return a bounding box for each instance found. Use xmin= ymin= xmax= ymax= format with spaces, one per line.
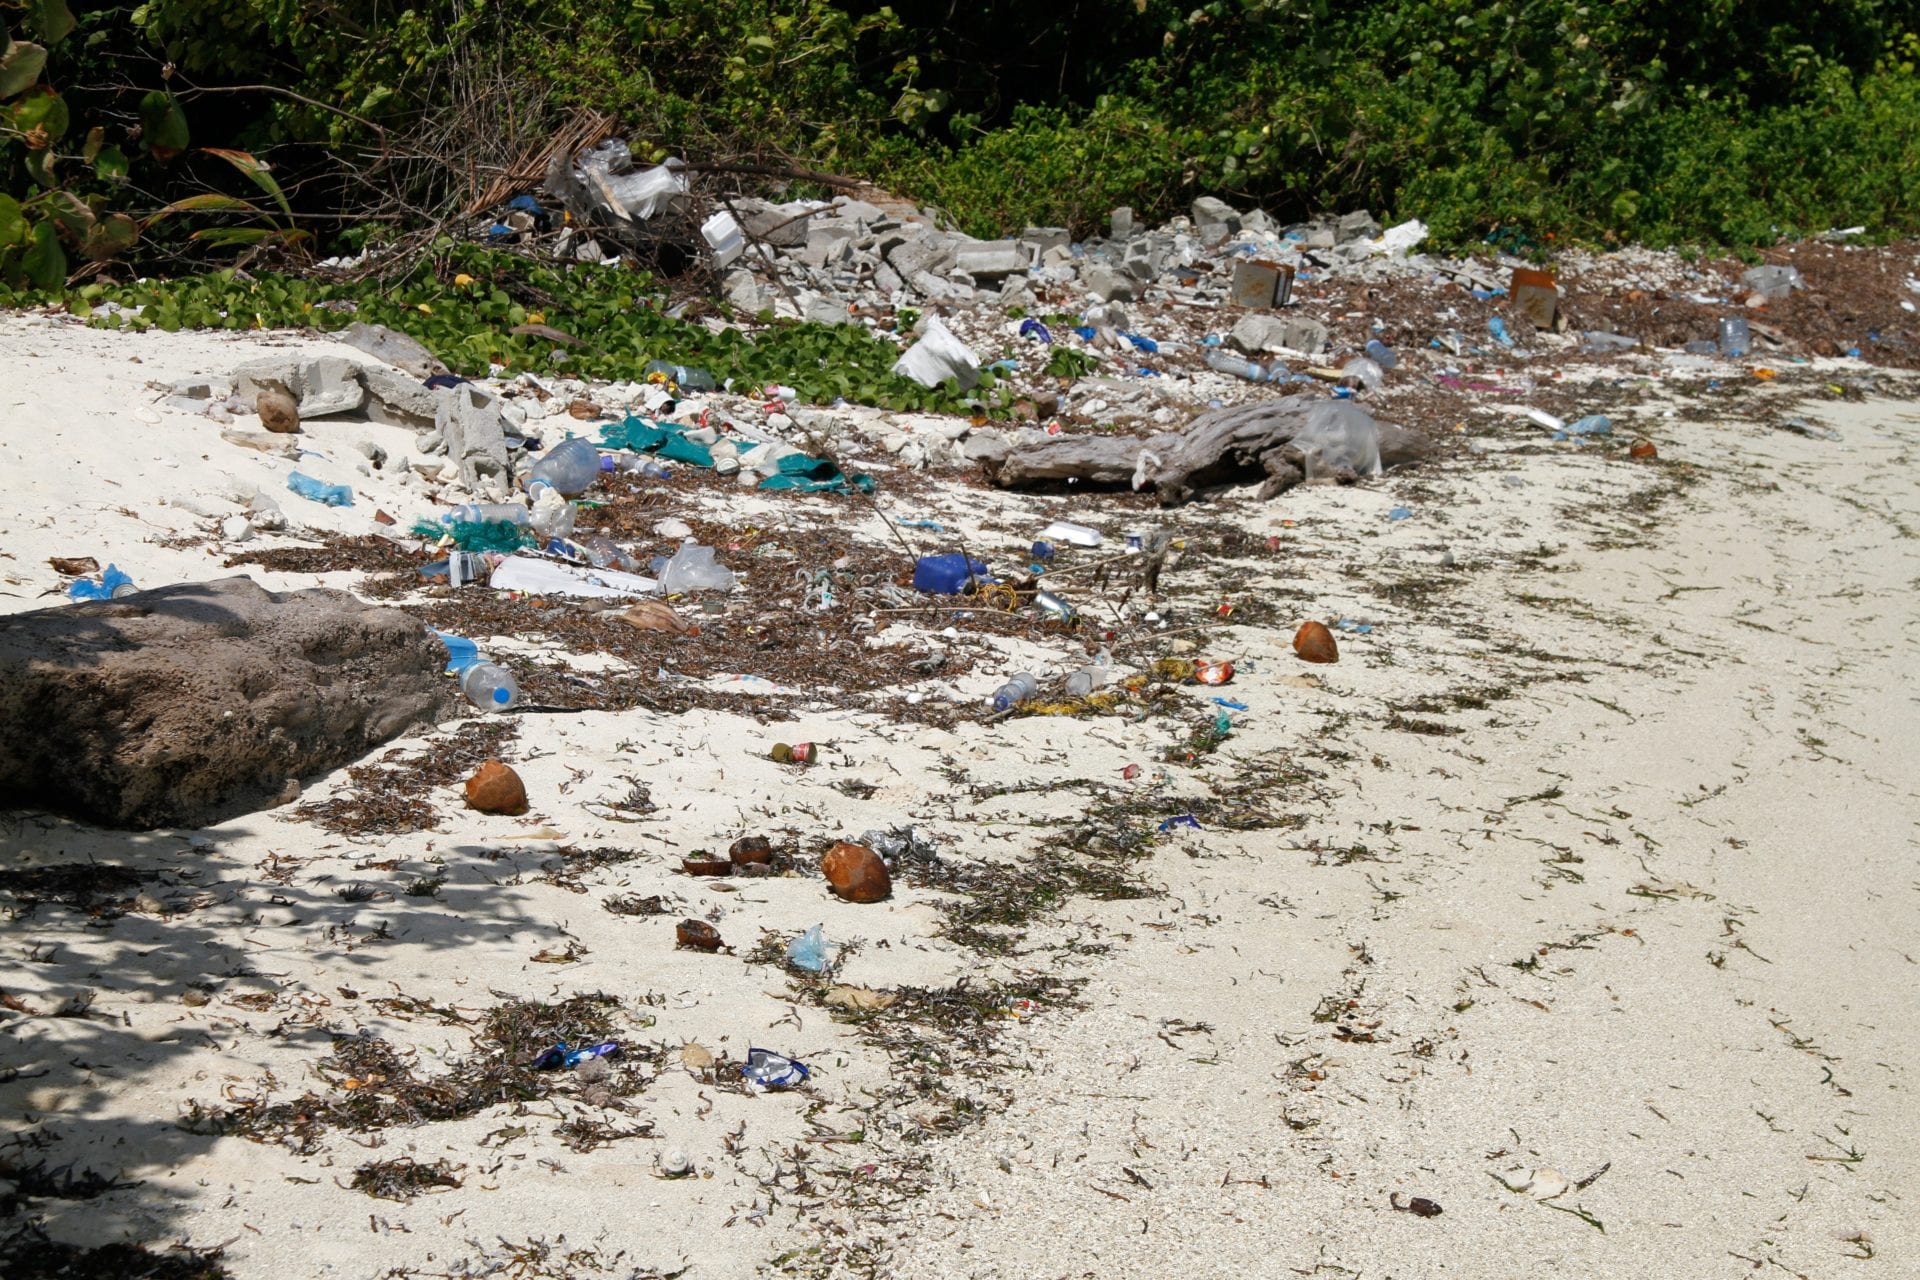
xmin=0 ymin=242 xmax=988 ymax=411
xmin=7 ymin=0 xmax=1920 ymax=282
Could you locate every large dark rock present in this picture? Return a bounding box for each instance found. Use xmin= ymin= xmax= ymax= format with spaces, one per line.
xmin=0 ymin=577 xmax=455 ymax=829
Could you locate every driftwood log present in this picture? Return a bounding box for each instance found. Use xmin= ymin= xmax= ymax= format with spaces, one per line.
xmin=990 ymin=396 xmax=1431 ymax=506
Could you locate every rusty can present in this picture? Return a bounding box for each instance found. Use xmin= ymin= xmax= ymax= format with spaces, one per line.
xmin=771 ymin=742 xmax=814 ymax=765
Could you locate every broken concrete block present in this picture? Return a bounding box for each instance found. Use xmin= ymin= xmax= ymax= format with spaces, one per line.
xmin=804 ymin=296 xmax=852 ymax=326
xmin=296 ymin=356 xmax=367 ymax=419
xmin=1282 ymin=317 xmax=1329 ymax=355
xmin=434 ymin=383 xmax=511 ymax=492
xmin=1082 ymin=265 xmax=1136 ymax=302
xmin=887 ymin=234 xmax=957 ymax=280
xmin=1192 ymin=196 xmax=1240 ymax=231
xmin=1110 ymin=207 xmax=1134 ymax=240
xmin=1229 ymin=314 xmax=1292 ymax=355
xmin=962 ymin=431 xmax=1012 ymax=464
xmin=1241 ymin=209 xmax=1277 ymax=236
xmin=953 ymin=239 xmax=1030 ymax=280
xmin=1019 ymin=226 xmax=1070 ymax=256
xmin=724 ymin=269 xmax=765 ymax=314
xmin=833 ymin=198 xmax=886 ymax=224
xmin=361 ymin=366 xmax=438 ymax=430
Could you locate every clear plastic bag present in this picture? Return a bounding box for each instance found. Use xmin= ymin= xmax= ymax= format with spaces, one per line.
xmin=656 ymin=540 xmax=737 ymax=594
xmin=1293 ymin=401 xmax=1383 ymax=480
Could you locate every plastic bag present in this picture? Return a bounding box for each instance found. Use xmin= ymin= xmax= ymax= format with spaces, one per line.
xmin=656 ymin=540 xmax=736 ymax=594
xmin=785 ymin=925 xmax=829 ymax=973
xmin=602 ymin=161 xmax=687 ymax=220
xmin=892 ymin=316 xmax=981 ymax=390
xmin=1292 ymin=401 xmax=1382 ymax=480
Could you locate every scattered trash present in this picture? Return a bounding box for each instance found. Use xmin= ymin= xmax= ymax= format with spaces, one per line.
xmin=1776 ymin=417 xmax=1842 ymax=442
xmin=1563 ymin=415 xmax=1612 ymax=436
xmin=1158 ymin=814 xmax=1202 ymax=833
xmin=821 ymin=841 xmax=891 ymax=903
xmin=1212 ymin=697 xmax=1249 ymax=711
xmin=1630 ymin=439 xmax=1659 ymax=459
xmin=288 ymin=471 xmax=353 ymax=506
xmin=460 ymin=662 xmax=520 ymax=712
xmin=1033 ymin=591 xmax=1077 ymax=624
xmin=1018 ymin=318 xmax=1053 ymax=343
xmin=893 ymin=315 xmax=981 ymax=390
xmin=1293 ymin=620 xmax=1340 ymax=664
xmin=1509 ymin=266 xmax=1558 ymax=329
xmin=531 ymin=1041 xmax=622 ymax=1071
xmin=488 ymin=554 xmax=656 ymax=599
xmin=47 ymin=556 xmax=99 ymax=577
xmin=622 ymin=599 xmax=698 ymax=635
xmin=465 ymin=760 xmax=528 ymax=814
xmin=914 ymin=553 xmax=989 ymax=595
xmin=67 ymin=564 xmax=136 ymax=601
xmin=741 ymin=1047 xmax=810 ymax=1091
xmin=992 ymin=672 xmax=1039 ymax=712
xmin=1388 ymin=506 xmax=1412 ymax=521
xmin=528 ymin=436 xmax=602 ymax=497
xmin=785 ymin=925 xmax=830 ymax=972
xmin=681 ymin=856 xmax=731 ymax=877
xmin=1293 ymin=401 xmax=1383 ymax=479
xmin=1717 ymin=316 xmax=1751 ymax=358
xmin=1037 ymin=520 xmax=1102 ymax=548
xmin=1192 ymin=660 xmax=1235 ymax=685
xmin=770 ymin=741 xmax=815 ymax=765
xmin=656 ymin=540 xmax=737 ymax=594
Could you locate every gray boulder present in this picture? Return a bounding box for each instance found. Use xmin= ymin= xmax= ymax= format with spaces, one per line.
xmin=0 ymin=577 xmax=454 ymax=829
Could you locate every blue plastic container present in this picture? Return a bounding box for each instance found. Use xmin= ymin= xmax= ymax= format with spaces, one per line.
xmin=913 ymin=554 xmax=989 ymax=595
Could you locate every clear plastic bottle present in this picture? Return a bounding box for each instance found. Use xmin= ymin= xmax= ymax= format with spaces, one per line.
xmin=991 ymin=672 xmax=1039 ymax=712
xmin=529 ymin=437 xmax=602 ymax=497
xmin=1717 ymin=317 xmax=1751 ymax=358
xmin=643 ymin=360 xmax=720 ymax=392
xmin=1205 ymin=349 xmax=1272 ymax=382
xmin=1364 ymin=338 xmax=1398 ymax=370
xmin=460 ymin=662 xmax=520 ymax=712
xmin=444 ymin=502 xmax=530 ymax=526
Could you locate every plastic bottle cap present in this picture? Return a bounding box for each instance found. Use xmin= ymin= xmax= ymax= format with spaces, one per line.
xmin=492 ymin=687 xmax=510 ymax=705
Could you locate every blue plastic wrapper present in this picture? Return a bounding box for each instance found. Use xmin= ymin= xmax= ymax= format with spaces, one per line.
xmin=68 ymin=564 xmax=133 ymax=601
xmin=1158 ymin=814 xmax=1202 ymax=833
xmin=531 ymin=1040 xmax=622 ymax=1071
xmin=742 ymin=1047 xmax=810 ymax=1090
xmin=1018 ymin=318 xmax=1053 ymax=344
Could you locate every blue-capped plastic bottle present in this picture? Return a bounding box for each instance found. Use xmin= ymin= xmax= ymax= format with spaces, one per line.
xmin=1204 ymin=350 xmax=1275 ymax=382
xmin=460 ymin=662 xmax=519 ymax=712
xmin=991 ymin=672 xmax=1039 ymax=712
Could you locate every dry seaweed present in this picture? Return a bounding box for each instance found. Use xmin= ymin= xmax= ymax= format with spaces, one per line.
xmin=291 ymin=720 xmax=518 ymax=836
xmin=349 ymin=1156 xmax=463 ymax=1202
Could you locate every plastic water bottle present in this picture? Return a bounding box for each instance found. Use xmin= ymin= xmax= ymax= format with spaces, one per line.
xmin=991 ymin=672 xmax=1039 ymax=712
xmin=1364 ymin=338 xmax=1398 ymax=370
xmin=1717 ymin=317 xmax=1751 ymax=358
xmin=644 ymin=360 xmax=719 ymax=392
xmin=419 ymin=552 xmax=490 ymax=585
xmin=1205 ymin=349 xmax=1272 ymax=382
xmin=444 ymin=503 xmax=530 ymax=526
xmin=287 ymin=471 xmax=353 ymax=506
xmin=460 ymin=662 xmax=519 ymax=712
xmin=528 ymin=437 xmax=601 ymax=497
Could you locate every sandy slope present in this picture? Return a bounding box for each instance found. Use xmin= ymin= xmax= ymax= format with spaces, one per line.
xmin=1 ymin=311 xmax=1916 ymax=1280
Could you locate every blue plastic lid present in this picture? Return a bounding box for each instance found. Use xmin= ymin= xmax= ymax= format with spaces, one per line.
xmin=492 ymin=686 xmax=511 ymax=705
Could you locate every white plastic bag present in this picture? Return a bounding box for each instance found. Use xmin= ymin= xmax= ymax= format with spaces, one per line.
xmin=657 ymin=540 xmax=737 ymax=594
xmin=1373 ymin=219 xmax=1428 ymax=258
xmin=892 ymin=316 xmax=981 ymax=390
xmin=1293 ymin=401 xmax=1383 ymax=480
xmin=605 ymin=161 xmax=688 ymax=220
xmin=489 ymin=555 xmax=656 ymax=599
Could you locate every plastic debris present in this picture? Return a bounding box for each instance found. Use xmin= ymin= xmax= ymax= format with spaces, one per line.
xmin=741 ymin=1047 xmax=811 ymax=1090
xmin=785 ymin=925 xmax=829 ymax=973
xmin=893 ymin=315 xmax=981 ymax=390
xmin=531 ymin=1041 xmax=622 ymax=1071
xmin=287 ymin=471 xmax=353 ymax=506
xmin=67 ymin=564 xmax=135 ymax=601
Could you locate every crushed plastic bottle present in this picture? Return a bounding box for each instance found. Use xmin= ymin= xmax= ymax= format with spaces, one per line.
xmin=528 ymin=437 xmax=601 ymax=497
xmin=459 ymin=662 xmax=519 ymax=712
xmin=287 ymin=471 xmax=353 ymax=506
xmin=785 ymin=925 xmax=829 ymax=973
xmin=992 ymin=672 xmax=1039 ymax=712
xmin=656 ymin=541 xmax=736 ymax=593
xmin=1363 ymin=338 xmax=1398 ymax=370
xmin=1564 ymin=415 xmax=1612 ymax=436
xmin=419 ymin=551 xmax=491 ymax=586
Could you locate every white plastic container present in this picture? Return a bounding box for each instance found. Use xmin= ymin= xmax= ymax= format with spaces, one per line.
xmin=701 ymin=211 xmax=745 ymax=267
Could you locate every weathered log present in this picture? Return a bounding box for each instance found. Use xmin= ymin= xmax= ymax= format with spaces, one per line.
xmin=993 ymin=396 xmax=1430 ymax=506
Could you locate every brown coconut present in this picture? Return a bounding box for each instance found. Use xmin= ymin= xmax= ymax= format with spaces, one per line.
xmin=821 ymin=841 xmax=891 ymax=903
xmin=464 ymin=759 xmax=528 ymax=814
xmin=256 ymin=385 xmax=301 ymax=434
xmin=1293 ymin=620 xmax=1340 ymax=664
xmin=1630 ymin=439 xmax=1658 ymax=460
